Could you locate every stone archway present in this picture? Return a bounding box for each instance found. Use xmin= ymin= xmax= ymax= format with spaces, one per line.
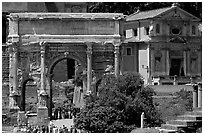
xmin=20 ymin=78 xmax=35 ymax=112
xmin=46 ymin=54 xmax=86 ymax=119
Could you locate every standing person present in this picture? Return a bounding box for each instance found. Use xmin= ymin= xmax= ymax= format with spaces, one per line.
xmin=62 ymin=109 xmax=65 ymax=119
xmin=68 ymin=110 xmax=71 ymax=119
xmin=54 ymin=108 xmax=58 ymax=120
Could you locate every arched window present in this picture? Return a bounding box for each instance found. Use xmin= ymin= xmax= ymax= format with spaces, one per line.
xmin=156 ymin=24 xmax=160 ymax=34
xmin=192 ymin=25 xmax=196 ymax=35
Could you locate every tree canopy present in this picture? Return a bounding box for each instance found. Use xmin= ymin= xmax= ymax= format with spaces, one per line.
xmin=74 ymin=72 xmax=162 ymax=133
xmin=88 ymin=2 xmax=202 ymax=19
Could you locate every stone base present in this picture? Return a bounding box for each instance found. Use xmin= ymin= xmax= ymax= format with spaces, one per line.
xmin=37 ymin=106 xmax=49 ymax=126
xmin=9 ymin=106 xmax=20 ymax=113
xmin=17 ymin=111 xmax=28 ymax=126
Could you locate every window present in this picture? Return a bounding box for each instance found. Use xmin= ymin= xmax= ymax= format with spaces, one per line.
xmin=171 ymin=26 xmax=181 ymax=35
xmin=123 ymin=31 xmax=126 ymax=37
xmin=192 ymin=25 xmax=196 ymax=35
xmin=156 ymin=24 xmax=160 ymax=34
xmin=133 ymin=29 xmax=138 ymax=36
xmin=155 ymin=57 xmax=161 ymax=71
xmin=144 ymin=27 xmax=149 ymax=35
xmin=126 ymin=47 xmax=132 ymax=56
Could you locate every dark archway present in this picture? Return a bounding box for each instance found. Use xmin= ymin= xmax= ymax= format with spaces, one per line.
xmin=47 ymin=55 xmax=85 ymax=119
xmin=20 ymin=78 xmax=34 ymax=112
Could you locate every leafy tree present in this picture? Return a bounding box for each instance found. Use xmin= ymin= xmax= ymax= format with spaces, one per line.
xmin=88 ymin=2 xmax=202 ymax=19
xmin=74 ymin=72 xmax=163 ymax=133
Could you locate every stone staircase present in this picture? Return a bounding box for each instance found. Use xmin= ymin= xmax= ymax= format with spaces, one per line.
xmin=159 ymin=108 xmax=202 ymax=133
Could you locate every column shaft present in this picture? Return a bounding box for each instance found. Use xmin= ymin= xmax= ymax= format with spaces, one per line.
xmin=114 ymin=43 xmax=121 ymax=77
xmin=198 ymin=83 xmax=202 ymax=108
xmin=197 ymin=50 xmax=202 ymax=75
xmin=193 ymin=85 xmax=198 ymax=108
xmin=161 ymin=50 xmax=166 ymax=75
xmin=150 ymin=49 xmax=154 ymax=76
xmin=13 ymin=49 xmax=18 ymax=94
xmin=183 ymin=51 xmax=187 ymax=75
xmin=86 ymin=43 xmax=92 ymax=94
xmin=186 ymin=51 xmax=191 ymax=76
xmin=40 ymin=43 xmax=46 ymax=95
xmin=9 ymin=43 xmax=20 ymax=111
xmin=166 ymin=49 xmax=170 ymax=75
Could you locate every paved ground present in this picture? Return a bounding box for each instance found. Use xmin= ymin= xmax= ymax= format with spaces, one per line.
xmin=51 ymin=119 xmax=74 ymax=128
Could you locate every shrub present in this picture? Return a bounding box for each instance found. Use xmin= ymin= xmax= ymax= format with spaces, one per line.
xmin=155 ymin=88 xmax=193 ymax=122
xmin=75 ymin=72 xmax=162 ymax=133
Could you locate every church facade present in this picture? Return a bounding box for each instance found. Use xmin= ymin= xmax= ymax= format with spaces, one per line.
xmin=123 ymin=4 xmax=202 ymax=85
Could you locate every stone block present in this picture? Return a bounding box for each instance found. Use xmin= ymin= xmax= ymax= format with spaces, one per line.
xmin=37 ymin=106 xmax=49 ymax=126
xmin=17 ymin=111 xmax=28 ymax=126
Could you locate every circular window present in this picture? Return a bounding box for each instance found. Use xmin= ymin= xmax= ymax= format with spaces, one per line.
xmin=171 ymin=27 xmax=181 ymax=35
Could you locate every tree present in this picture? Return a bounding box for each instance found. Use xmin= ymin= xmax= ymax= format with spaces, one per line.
xmin=74 ymin=72 xmax=163 ymax=133
xmin=88 ymin=2 xmax=202 ymax=19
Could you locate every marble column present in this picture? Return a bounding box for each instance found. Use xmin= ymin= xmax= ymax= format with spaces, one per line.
xmin=40 ymin=42 xmax=47 ymax=96
xmin=161 ymin=49 xmax=166 ymax=75
xmin=198 ymin=83 xmax=202 ymax=108
xmin=186 ymin=50 xmax=191 ymax=76
xmin=114 ymin=42 xmax=121 ymax=77
xmin=150 ymin=48 xmax=155 ymax=77
xmin=86 ymin=42 xmax=93 ymax=94
xmin=166 ymin=49 xmax=170 ymax=75
xmin=183 ymin=50 xmax=187 ymax=76
xmin=37 ymin=42 xmax=49 ymax=126
xmin=197 ymin=50 xmax=202 ymax=76
xmin=193 ymin=84 xmax=198 ymax=108
xmin=9 ymin=42 xmax=20 ymax=111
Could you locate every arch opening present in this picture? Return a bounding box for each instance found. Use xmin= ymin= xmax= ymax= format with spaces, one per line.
xmin=47 ymin=56 xmax=84 ymax=120
xmin=20 ymin=78 xmax=37 ymax=113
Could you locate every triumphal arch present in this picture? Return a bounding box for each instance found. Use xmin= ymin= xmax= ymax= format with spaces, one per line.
xmin=7 ymin=12 xmax=124 ymax=125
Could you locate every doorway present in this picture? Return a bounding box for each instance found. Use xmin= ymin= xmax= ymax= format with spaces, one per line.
xmin=169 ymin=59 xmax=181 ymax=76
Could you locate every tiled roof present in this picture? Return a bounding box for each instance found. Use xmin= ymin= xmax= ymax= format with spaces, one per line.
xmin=126 ymin=6 xmax=173 ymax=21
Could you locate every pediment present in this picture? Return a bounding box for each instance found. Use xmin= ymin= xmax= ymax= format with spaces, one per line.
xmin=169 ymin=36 xmax=187 ymax=43
xmin=157 ymin=7 xmax=200 ymax=21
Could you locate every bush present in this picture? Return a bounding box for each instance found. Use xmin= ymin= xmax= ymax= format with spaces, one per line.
xmin=155 ymin=88 xmax=193 ymax=122
xmin=75 ymin=72 xmax=163 ymax=133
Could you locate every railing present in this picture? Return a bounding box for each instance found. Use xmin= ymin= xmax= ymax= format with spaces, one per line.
xmin=152 ymin=75 xmax=201 ymax=86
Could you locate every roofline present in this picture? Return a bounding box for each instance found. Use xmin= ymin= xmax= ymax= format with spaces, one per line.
xmin=126 ymin=5 xmax=201 ymax=22
xmin=8 ymin=12 xmax=125 ymax=20
xmin=126 ymin=6 xmax=172 ymax=21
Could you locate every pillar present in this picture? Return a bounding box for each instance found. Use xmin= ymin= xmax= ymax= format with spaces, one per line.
xmin=197 ymin=50 xmax=202 ymax=76
xmin=37 ymin=42 xmax=49 ymax=126
xmin=198 ymin=83 xmax=202 ymax=108
xmin=166 ymin=49 xmax=170 ymax=75
xmin=150 ymin=48 xmax=155 ymax=77
xmin=86 ymin=42 xmax=93 ymax=94
xmin=161 ymin=49 xmax=166 ymax=75
xmin=192 ymin=84 xmax=198 ymax=108
xmin=9 ymin=42 xmax=20 ymax=111
xmin=114 ymin=42 xmax=121 ymax=77
xmin=186 ymin=50 xmax=191 ymax=76
xmin=183 ymin=50 xmax=187 ymax=76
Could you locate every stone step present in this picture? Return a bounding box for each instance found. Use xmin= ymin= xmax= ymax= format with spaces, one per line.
xmin=185 ymin=110 xmax=202 ymax=115
xmin=161 ymin=123 xmax=187 ymax=131
xmin=159 ymin=128 xmax=177 ymax=133
xmin=193 ymin=107 xmax=202 ymax=111
xmin=177 ymin=115 xmax=202 ymax=121
xmin=167 ymin=119 xmax=202 ymax=127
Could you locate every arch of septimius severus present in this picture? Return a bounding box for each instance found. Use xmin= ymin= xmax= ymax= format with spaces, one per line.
xmin=7 ymin=12 xmax=124 ymax=125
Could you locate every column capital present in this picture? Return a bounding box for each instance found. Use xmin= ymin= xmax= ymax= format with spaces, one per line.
xmin=113 ymin=40 xmax=122 ymax=47
xmin=86 ymin=42 xmax=93 ymax=56
xmin=8 ymin=42 xmax=19 ymax=53
xmin=113 ymin=42 xmax=121 ymax=54
xmin=40 ymin=41 xmax=46 ymax=54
